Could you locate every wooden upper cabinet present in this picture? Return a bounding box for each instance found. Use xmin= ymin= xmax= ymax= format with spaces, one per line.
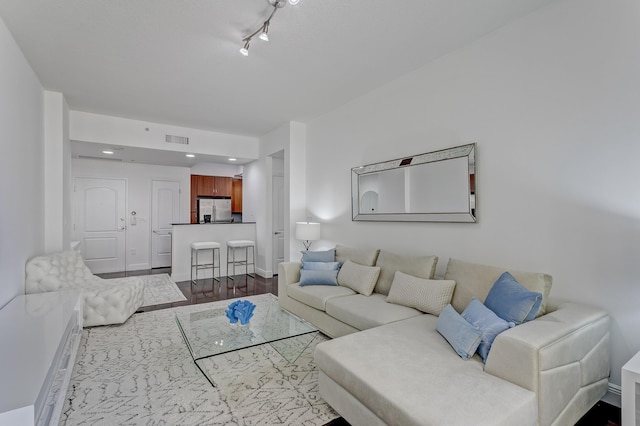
xmin=214 ymin=176 xmax=232 ymax=197
xmin=190 ymin=175 xmax=198 ymax=223
xmin=190 ymin=175 xmax=234 ymax=222
xmin=196 ymin=175 xmax=214 ymax=195
xmin=193 ymin=175 xmax=231 ymax=197
xmin=232 ymin=178 xmax=242 ymax=212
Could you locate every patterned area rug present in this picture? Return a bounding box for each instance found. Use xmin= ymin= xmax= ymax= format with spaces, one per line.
xmin=139 ymin=273 xmax=187 ymax=307
xmin=61 ymin=294 xmax=338 ymax=426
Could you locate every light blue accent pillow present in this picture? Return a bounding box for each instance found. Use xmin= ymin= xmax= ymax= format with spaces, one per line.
xmin=461 ymin=298 xmax=515 ymax=362
xmin=436 ymin=304 xmax=482 ymax=360
xmin=299 ymin=270 xmax=339 ymax=286
xmin=301 ymin=249 xmax=335 ymax=264
xmin=484 ymin=272 xmax=543 ymax=324
xmin=302 ymin=261 xmax=340 ymax=271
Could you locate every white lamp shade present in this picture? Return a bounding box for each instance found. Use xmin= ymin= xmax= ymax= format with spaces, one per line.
xmin=295 ymin=222 xmax=321 ymax=241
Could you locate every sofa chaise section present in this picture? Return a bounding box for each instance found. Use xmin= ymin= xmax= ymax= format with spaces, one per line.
xmin=315 ymin=314 xmax=538 ymax=426
xmin=315 ymin=300 xmax=609 ymax=426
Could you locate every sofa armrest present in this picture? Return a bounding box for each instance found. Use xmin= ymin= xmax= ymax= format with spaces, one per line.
xmin=278 ymin=262 xmax=301 ymax=295
xmin=484 ymin=302 xmax=610 ymax=426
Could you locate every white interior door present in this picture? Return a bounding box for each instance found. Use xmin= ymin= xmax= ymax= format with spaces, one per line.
xmin=152 ymin=180 xmax=180 ymax=268
xmin=74 ymin=177 xmax=126 ymax=274
xmin=272 ymin=176 xmax=285 ymax=274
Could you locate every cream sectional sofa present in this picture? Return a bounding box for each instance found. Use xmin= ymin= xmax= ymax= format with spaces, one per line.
xmin=277 ymin=245 xmax=610 ymax=426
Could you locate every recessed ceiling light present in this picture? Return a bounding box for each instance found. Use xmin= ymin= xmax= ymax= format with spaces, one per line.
xmin=229 ymin=158 xmax=237 ymax=162
xmin=186 ymin=154 xmax=195 ymax=158
xmin=102 ymin=150 xmax=114 ymax=155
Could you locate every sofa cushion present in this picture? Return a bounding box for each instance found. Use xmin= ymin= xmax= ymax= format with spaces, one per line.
xmin=461 ymin=298 xmax=514 ymax=362
xmin=299 ymin=270 xmax=339 ymax=286
xmin=436 ymin=304 xmax=482 ymax=360
xmin=374 ymin=250 xmax=438 ymax=295
xmin=445 ymin=258 xmax=552 ymax=317
xmin=335 ymin=244 xmax=380 ymax=266
xmin=386 ymin=271 xmax=455 ymax=316
xmin=302 ymin=261 xmax=340 ymax=270
xmin=315 ymin=315 xmax=538 ymax=426
xmin=301 ymin=249 xmax=335 ymax=263
xmin=325 ymin=293 xmax=422 ymax=330
xmin=337 ymin=260 xmax=380 ymax=296
xmin=287 ymin=282 xmax=356 ymax=311
xmin=484 ymin=272 xmax=542 ymax=324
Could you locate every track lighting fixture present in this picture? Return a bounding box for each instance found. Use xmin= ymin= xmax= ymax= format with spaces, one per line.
xmin=239 ymin=0 xmax=300 ymax=56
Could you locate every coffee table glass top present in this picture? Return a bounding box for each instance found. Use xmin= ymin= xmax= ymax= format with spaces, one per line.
xmin=175 ymin=295 xmax=318 ymax=364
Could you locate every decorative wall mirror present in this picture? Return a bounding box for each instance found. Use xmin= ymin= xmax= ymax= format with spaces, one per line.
xmin=351 ymin=143 xmax=476 ymax=222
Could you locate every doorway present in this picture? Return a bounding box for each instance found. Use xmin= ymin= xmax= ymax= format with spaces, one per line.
xmin=73 ymin=177 xmax=127 ymax=273
xmin=151 ymin=180 xmax=180 ymax=268
xmin=272 ymin=175 xmax=285 ymax=274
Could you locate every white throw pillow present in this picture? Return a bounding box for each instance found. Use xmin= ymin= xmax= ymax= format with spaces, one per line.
xmin=386 ymin=271 xmax=456 ymax=316
xmin=337 ymin=260 xmax=381 ymax=296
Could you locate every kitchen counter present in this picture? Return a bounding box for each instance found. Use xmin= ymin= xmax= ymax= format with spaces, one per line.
xmin=171 ymin=222 xmax=257 ymax=282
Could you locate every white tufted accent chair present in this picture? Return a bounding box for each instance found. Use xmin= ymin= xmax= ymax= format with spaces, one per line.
xmin=25 ymin=251 xmax=144 ymax=327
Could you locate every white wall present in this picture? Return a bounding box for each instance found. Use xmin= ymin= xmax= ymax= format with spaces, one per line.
xmin=305 ymin=0 xmax=640 ymax=394
xmin=242 ymin=122 xmax=306 ymax=277
xmin=43 ymin=91 xmax=72 ymax=253
xmin=190 ymin=163 xmax=242 ymax=177
xmin=0 ymin=15 xmax=44 ymax=307
xmin=70 ymin=111 xmax=259 ymax=160
xmin=71 ymin=159 xmax=190 ymax=271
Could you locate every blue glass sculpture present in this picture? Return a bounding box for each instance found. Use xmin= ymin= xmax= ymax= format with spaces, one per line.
xmin=226 ymin=300 xmax=256 ymax=325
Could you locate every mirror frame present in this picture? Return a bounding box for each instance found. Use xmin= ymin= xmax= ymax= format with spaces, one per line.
xmin=351 ymin=143 xmax=476 ymax=223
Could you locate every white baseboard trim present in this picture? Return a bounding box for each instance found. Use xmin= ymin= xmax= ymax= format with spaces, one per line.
xmin=256 ymin=267 xmax=272 ymax=278
xmin=171 ymin=272 xmax=190 ymax=283
xmin=601 ymin=382 xmax=621 ymax=407
xmin=127 ymin=263 xmax=150 ymax=271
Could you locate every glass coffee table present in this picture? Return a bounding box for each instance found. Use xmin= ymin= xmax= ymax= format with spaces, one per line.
xmin=175 ymin=295 xmax=318 ymax=386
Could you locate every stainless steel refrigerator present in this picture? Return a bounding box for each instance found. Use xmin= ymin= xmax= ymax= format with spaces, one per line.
xmin=197 ymin=197 xmax=232 ymax=223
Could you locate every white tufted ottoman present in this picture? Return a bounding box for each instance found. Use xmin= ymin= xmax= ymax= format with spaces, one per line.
xmin=25 ymin=251 xmax=144 ymax=327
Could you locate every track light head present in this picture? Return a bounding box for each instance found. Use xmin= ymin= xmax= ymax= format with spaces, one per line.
xmin=239 ymin=40 xmax=250 ymax=56
xmin=259 ymin=21 xmax=270 ymax=41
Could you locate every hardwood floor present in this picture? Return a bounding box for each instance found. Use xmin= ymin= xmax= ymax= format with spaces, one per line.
xmin=97 ymin=268 xmax=620 ymax=426
xmin=97 ymin=267 xmax=278 ymax=313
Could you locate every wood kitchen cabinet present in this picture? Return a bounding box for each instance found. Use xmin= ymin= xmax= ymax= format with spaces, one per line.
xmin=232 ymin=178 xmax=242 ymax=212
xmin=214 ymin=176 xmax=232 ymax=197
xmin=190 ymin=175 xmax=235 ymax=223
xmin=192 ymin=175 xmax=232 ymax=197
xmin=190 ymin=175 xmax=198 ymax=223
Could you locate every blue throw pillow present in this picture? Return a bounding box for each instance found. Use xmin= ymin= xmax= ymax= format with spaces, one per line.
xmin=484 ymin=272 xmax=542 ymax=324
xmin=436 ymin=304 xmax=482 ymax=360
xmin=302 ymin=261 xmax=340 ymax=271
xmin=461 ymin=298 xmax=515 ymax=362
xmin=299 ymin=270 xmax=338 ymax=286
xmin=301 ymin=249 xmax=335 ymax=264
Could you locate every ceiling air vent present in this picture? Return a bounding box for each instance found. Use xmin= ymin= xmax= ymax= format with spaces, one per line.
xmin=165 ymin=134 xmax=189 ymax=145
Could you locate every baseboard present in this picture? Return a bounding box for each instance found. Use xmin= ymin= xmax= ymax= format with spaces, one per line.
xmin=171 ymin=272 xmax=190 ymax=283
xmin=602 ymin=382 xmax=621 ymax=408
xmin=256 ymin=267 xmax=272 ymax=278
xmin=128 ymin=263 xmax=150 ymax=271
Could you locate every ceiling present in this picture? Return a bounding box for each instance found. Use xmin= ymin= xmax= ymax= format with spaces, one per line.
xmin=1 ymin=0 xmax=557 ymax=163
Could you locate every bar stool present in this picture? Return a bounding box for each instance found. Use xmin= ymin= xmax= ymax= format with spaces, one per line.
xmin=191 ymin=242 xmax=221 ymax=289
xmin=226 ymin=240 xmax=255 ymax=286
